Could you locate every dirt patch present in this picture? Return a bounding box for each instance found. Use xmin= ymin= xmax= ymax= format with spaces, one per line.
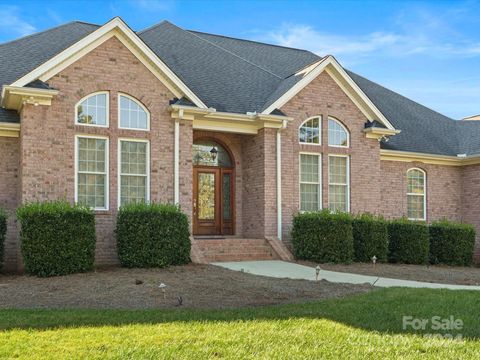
xmin=299 ymin=261 xmax=480 ymax=285
xmin=0 ymin=264 xmax=373 ymax=309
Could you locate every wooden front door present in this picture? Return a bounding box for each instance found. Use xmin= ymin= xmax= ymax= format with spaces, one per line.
xmin=193 ymin=167 xmax=234 ymax=235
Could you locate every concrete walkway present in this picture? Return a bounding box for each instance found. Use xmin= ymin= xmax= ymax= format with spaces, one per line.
xmin=212 ymin=260 xmax=480 ymax=291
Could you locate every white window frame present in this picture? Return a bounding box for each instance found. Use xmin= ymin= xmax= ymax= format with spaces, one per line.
xmin=75 ymin=91 xmax=110 ymax=128
xmin=118 ymin=138 xmax=151 ymax=208
xmin=299 ymin=152 xmax=322 ymax=212
xmin=118 ymin=93 xmax=151 ymax=131
xmin=74 ymin=134 xmax=109 ymax=211
xmin=407 ymin=167 xmax=426 ymax=221
xmin=298 ymin=116 xmax=322 ymax=146
xmin=328 ymin=116 xmax=349 ymax=148
xmin=328 ymin=154 xmax=350 ymax=212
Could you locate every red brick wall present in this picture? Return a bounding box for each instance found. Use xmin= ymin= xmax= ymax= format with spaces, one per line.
xmin=19 ymin=36 xmax=179 ymax=267
xmin=379 ymin=161 xmax=462 ymax=221
xmin=0 ymin=137 xmax=20 ymax=271
xmin=461 ymin=164 xmax=480 ymax=258
xmin=279 ymin=71 xmax=382 ymax=243
xmin=241 ymin=128 xmax=277 ymax=238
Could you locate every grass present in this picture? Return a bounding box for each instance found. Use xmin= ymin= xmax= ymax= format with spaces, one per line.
xmin=1 ymin=288 xmax=480 ymax=359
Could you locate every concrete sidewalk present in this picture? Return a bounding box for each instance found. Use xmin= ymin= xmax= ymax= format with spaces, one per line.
xmin=212 ymin=260 xmax=480 ymax=291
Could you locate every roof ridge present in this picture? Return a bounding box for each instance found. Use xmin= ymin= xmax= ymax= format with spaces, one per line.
xmin=0 ymin=21 xmax=99 ymax=47
xmin=137 ymin=20 xmax=169 ymax=35
xmin=186 ymin=30 xmax=283 ymax=79
xmin=188 ymin=29 xmax=318 ymax=54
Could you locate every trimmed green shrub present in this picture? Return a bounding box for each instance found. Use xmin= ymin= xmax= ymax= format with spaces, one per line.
xmin=292 ymin=210 xmax=353 ymax=263
xmin=16 ymin=201 xmax=96 ymax=277
xmin=353 ymin=213 xmax=388 ymax=263
xmin=388 ymin=218 xmax=430 ymax=264
xmin=116 ymin=203 xmax=191 ymax=268
xmin=429 ymin=219 xmax=475 ymax=266
xmin=0 ymin=207 xmax=6 ymax=271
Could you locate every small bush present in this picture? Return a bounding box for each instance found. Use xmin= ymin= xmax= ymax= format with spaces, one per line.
xmin=16 ymin=201 xmax=96 ymax=277
xmin=429 ymin=219 xmax=475 ymax=266
xmin=0 ymin=207 xmax=6 ymax=271
xmin=353 ymin=213 xmax=388 ymax=263
xmin=292 ymin=210 xmax=353 ymax=263
xmin=388 ymin=218 xmax=430 ymax=264
xmin=116 ymin=203 xmax=191 ymax=268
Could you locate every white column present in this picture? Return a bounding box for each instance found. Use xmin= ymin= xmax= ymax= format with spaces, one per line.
xmin=276 ymin=129 xmax=282 ymax=240
xmin=174 ymin=119 xmax=180 ymax=204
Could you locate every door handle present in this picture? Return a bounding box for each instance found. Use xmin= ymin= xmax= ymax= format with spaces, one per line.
xmin=193 ymin=199 xmax=197 ymax=217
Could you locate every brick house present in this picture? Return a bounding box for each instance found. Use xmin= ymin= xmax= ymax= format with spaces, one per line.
xmin=1 ymin=17 xmax=479 ymax=271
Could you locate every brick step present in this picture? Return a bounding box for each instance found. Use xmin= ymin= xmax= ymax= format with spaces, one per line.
xmin=197 ymin=244 xmax=273 ymax=251
xmin=193 ymin=238 xmax=280 ymax=262
xmin=195 ymin=239 xmax=271 ymax=246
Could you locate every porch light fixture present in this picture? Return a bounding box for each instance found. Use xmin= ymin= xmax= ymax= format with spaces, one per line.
xmin=210 ymin=147 xmax=218 ymax=161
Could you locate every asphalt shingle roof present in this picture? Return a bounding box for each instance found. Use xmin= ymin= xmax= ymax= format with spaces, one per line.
xmin=1 ymin=19 xmax=479 ymax=156
xmin=0 ymin=21 xmax=99 ymax=88
xmin=0 ymin=108 xmax=19 ymax=123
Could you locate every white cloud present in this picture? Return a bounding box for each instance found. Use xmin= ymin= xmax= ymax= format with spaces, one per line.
xmin=256 ymin=2 xmax=480 ymax=64
xmin=0 ymin=6 xmax=36 ymax=38
xmin=259 ymin=22 xmax=480 ymax=63
xmin=264 ymin=24 xmax=404 ymax=57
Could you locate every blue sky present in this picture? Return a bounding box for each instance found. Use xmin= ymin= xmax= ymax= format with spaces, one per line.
xmin=1 ymin=0 xmax=479 ymax=119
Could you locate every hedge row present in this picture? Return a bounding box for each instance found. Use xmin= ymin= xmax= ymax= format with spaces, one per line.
xmin=12 ymin=201 xmax=191 ymax=277
xmin=292 ymin=209 xmax=353 ymax=263
xmin=0 ymin=208 xmax=6 ymax=272
xmin=116 ymin=203 xmax=191 ymax=268
xmin=430 ymin=220 xmax=475 ymax=266
xmin=292 ymin=211 xmax=476 ymax=266
xmin=16 ymin=201 xmax=96 ymax=277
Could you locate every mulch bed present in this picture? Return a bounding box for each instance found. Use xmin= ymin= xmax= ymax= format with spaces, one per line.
xmin=0 ymin=264 xmax=373 ymax=309
xmin=299 ymin=261 xmax=480 ymax=285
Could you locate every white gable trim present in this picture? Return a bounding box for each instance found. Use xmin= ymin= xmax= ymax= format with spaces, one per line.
xmin=262 ymin=56 xmax=395 ymax=130
xmin=10 ymin=17 xmax=207 ymax=109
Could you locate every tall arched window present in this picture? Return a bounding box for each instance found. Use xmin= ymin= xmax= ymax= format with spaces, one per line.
xmin=328 ymin=117 xmax=349 ymax=147
xmin=299 ymin=116 xmax=321 ymax=145
xmin=75 ymin=92 xmax=109 ymax=127
xmin=118 ymin=94 xmax=150 ymax=130
xmin=407 ymin=168 xmax=426 ymax=220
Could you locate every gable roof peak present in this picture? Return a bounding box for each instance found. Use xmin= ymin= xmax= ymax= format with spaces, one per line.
xmin=138 ymin=20 xmax=169 ymax=35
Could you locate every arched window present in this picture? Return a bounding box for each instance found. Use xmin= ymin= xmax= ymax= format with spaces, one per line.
xmin=328 ymin=117 xmax=349 ymax=147
xmin=299 ymin=117 xmax=321 ymax=144
xmin=192 ymin=140 xmax=233 ymax=167
xmin=76 ymin=92 xmax=109 ymax=127
xmin=118 ymin=94 xmax=150 ymax=130
xmin=407 ymin=168 xmax=426 ymax=220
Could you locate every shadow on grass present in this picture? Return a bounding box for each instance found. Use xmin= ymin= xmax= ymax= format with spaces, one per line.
xmin=1 ymin=287 xmax=479 ymax=339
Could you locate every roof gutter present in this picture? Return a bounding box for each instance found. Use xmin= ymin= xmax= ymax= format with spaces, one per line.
xmin=380 ymin=149 xmax=480 ymax=166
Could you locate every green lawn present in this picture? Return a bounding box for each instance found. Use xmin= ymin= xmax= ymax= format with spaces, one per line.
xmin=1 ymin=288 xmax=480 ymax=359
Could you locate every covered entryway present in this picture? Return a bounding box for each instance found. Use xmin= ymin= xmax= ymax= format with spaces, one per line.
xmin=193 ymin=139 xmax=234 ymax=235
